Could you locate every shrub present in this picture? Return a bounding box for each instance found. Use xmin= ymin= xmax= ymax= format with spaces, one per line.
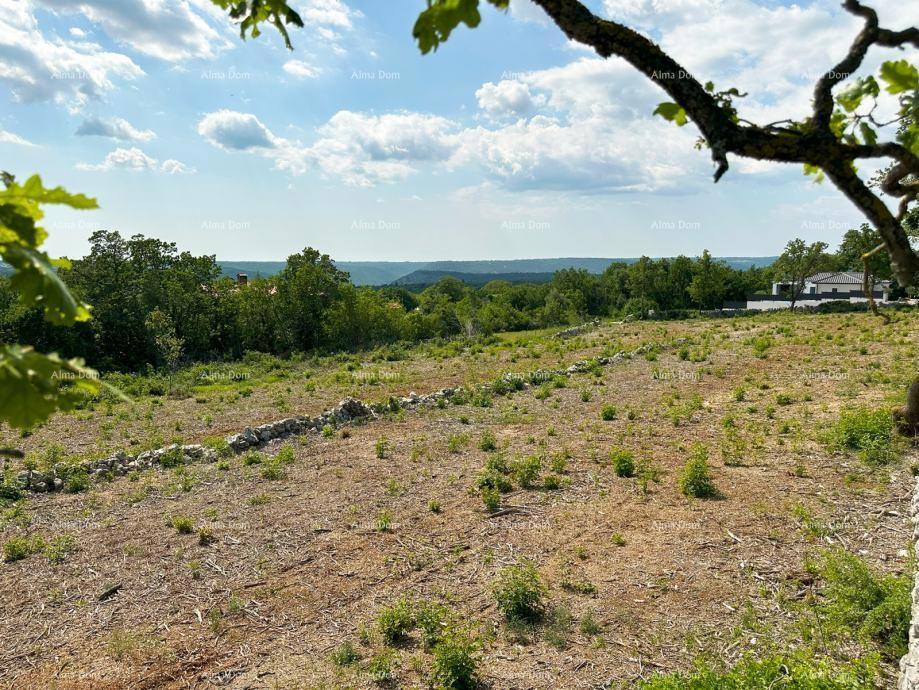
xmin=478 ymin=430 xmax=497 ymax=452
xmin=242 ymin=450 xmax=263 ymax=466
xmin=511 ymin=455 xmax=541 ymax=488
xmin=679 ymin=445 xmax=716 ymax=498
xmin=202 ymin=436 xmax=233 ymax=459
xmin=322 ymin=424 xmax=334 ymax=438
xmin=431 ymin=631 xmax=479 ymax=690
xmin=378 ymin=596 xmax=414 ymax=644
xmin=832 ymin=407 xmax=898 ymax=465
xmin=275 ymin=444 xmax=295 ymax=465
xmin=811 ymin=548 xmax=910 ymax=658
xmin=600 ymin=404 xmax=617 ymax=421
xmin=550 ymin=452 xmax=568 ymax=474
xmin=260 ymin=461 xmax=284 ymax=480
xmin=480 ymin=486 xmax=500 ymax=511
xmin=543 ymin=474 xmax=561 ymax=490
xmin=170 ymin=516 xmax=195 ymax=534
xmin=64 ymin=470 xmax=89 ymax=494
xmin=493 ymin=562 xmax=546 ymax=622
xmin=45 ymin=534 xmax=75 ymax=564
xmin=448 ymin=433 xmax=469 ymax=453
xmin=610 ymin=448 xmax=635 ymax=478
xmin=636 ymin=652 xmax=878 ymax=689
xmin=198 ymin=527 xmax=216 ymax=546
xmin=367 ymin=650 xmax=396 ymax=682
xmin=375 ymin=437 xmax=389 ymax=459
xmin=416 ymin=601 xmax=449 ymax=651
xmin=3 ymin=535 xmax=44 ymax=563
xmin=330 ymin=641 xmax=360 ymax=666
xmin=159 ymin=446 xmax=185 ymax=468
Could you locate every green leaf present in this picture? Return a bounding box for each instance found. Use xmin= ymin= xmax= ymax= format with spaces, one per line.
xmin=413 ymin=0 xmax=508 ymax=54
xmin=879 ymin=60 xmax=919 ymax=94
xmin=3 ymin=245 xmax=92 ymax=325
xmin=858 ymin=122 xmax=877 ymax=146
xmin=836 ymin=76 xmax=879 ymax=112
xmin=803 ymin=163 xmax=825 ymax=183
xmin=653 ymin=102 xmax=688 ymax=126
xmin=0 ymin=346 xmax=107 ymax=430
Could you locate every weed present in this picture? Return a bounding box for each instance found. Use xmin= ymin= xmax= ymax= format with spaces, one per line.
xmin=431 ymin=630 xmax=479 ymax=689
xmin=679 ymin=445 xmax=717 ymax=499
xmin=478 ymin=430 xmax=498 ymax=452
xmin=610 ymin=448 xmax=635 ymax=478
xmin=481 ymin=486 xmax=501 ymax=512
xmin=600 ymin=404 xmax=617 ymax=421
xmin=831 ymin=407 xmax=898 ymax=465
xmin=170 ymin=516 xmax=195 ymax=534
xmin=378 ymin=595 xmax=414 ymax=645
xmin=493 ymin=562 xmax=546 ymax=622
xmin=331 ymin=640 xmax=360 ymax=666
xmin=511 ymin=455 xmax=541 ymax=488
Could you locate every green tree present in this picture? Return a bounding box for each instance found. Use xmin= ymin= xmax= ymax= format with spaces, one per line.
xmin=772 ymin=239 xmax=832 ymax=310
xmin=276 ymin=248 xmax=348 ymax=350
xmin=688 ymin=250 xmax=728 ymax=310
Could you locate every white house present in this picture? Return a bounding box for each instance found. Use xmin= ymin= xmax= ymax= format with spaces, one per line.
xmin=743 ymin=271 xmax=891 ymax=311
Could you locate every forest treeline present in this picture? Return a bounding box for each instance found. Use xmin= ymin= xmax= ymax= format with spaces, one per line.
xmin=0 ymin=228 xmax=902 ymax=372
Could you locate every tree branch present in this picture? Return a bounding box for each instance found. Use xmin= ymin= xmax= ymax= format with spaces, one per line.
xmin=529 ymin=0 xmax=919 ymax=287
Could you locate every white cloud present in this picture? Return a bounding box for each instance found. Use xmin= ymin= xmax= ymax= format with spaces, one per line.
xmin=283 ymin=59 xmax=321 ymax=79
xmin=75 ymin=116 xmax=155 ymax=142
xmin=197 ymin=110 xmax=282 ymax=151
xmin=0 ymin=129 xmax=36 ymax=147
xmin=302 ymin=111 xmax=459 ymax=186
xmin=77 ymin=146 xmax=193 ymax=173
xmin=509 ymin=0 xmax=550 ymax=25
xmin=36 ymin=0 xmax=231 ymax=62
xmin=475 ymin=80 xmax=545 ymax=119
xmin=0 ymin=3 xmax=143 ymax=112
xmin=299 ymin=0 xmax=361 ymax=30
xmin=197 ymin=109 xmax=459 ymax=186
xmin=68 ymin=26 xmax=86 ymax=38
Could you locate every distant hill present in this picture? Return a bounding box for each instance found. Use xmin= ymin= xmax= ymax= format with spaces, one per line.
xmin=217 ymin=261 xmax=287 ymax=280
xmin=393 ymin=270 xmax=556 ymax=288
xmin=3 ymin=256 xmax=777 ymax=286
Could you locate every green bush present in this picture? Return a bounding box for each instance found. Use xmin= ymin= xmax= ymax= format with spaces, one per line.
xmin=416 ymin=601 xmax=449 ymax=651
xmin=511 ymin=455 xmax=541 ymax=488
xmin=3 ymin=535 xmax=45 ymax=563
xmin=636 ymin=652 xmax=878 ymax=689
xmin=600 ymin=404 xmax=617 ymax=421
xmin=610 ymin=448 xmax=635 ymax=478
xmin=170 ymin=516 xmax=195 ymax=534
xmin=275 ymin=443 xmax=295 ymax=464
xmin=811 ymin=548 xmax=910 ymax=658
xmin=679 ymin=445 xmax=716 ymax=498
xmin=330 ymin=641 xmax=360 ymax=666
xmin=478 ymin=430 xmax=497 ymax=452
xmin=431 ymin=631 xmax=479 ymax=690
xmin=493 ymin=562 xmax=546 ymax=622
xmin=481 ymin=486 xmax=501 ymax=512
xmin=378 ymin=596 xmax=414 ymax=645
xmin=831 ymin=407 xmax=898 ymax=465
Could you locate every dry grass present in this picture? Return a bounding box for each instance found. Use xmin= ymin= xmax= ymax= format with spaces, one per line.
xmin=1 ymin=310 xmax=917 ymax=688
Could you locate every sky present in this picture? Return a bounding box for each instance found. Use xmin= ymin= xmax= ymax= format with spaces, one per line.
xmin=0 ymin=0 xmax=915 ymax=262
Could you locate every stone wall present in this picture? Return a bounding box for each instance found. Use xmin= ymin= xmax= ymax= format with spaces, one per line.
xmin=12 ymin=342 xmax=663 ymax=496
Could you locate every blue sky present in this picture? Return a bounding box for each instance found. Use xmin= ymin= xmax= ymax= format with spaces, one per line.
xmin=0 ymin=0 xmax=915 ymax=261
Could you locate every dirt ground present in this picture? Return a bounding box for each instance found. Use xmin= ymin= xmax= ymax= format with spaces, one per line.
xmin=1 ymin=311 xmax=917 ymax=689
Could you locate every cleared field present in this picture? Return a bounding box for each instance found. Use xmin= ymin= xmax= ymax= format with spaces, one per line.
xmin=1 ymin=310 xmax=917 ymax=689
